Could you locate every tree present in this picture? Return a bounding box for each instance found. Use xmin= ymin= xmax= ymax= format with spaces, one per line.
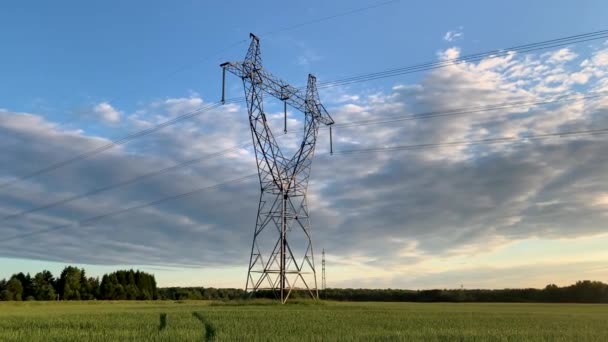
xmin=0 ymin=279 xmax=8 ymax=300
xmin=87 ymin=277 xmax=100 ymax=299
xmin=114 ymin=284 xmax=126 ymax=300
xmin=32 ymin=270 xmax=56 ymax=301
xmin=58 ymin=266 xmax=82 ymax=300
xmin=79 ymin=270 xmax=99 ymax=300
xmin=100 ymin=274 xmax=120 ymax=300
xmin=125 ymin=284 xmax=139 ymax=300
xmin=6 ymin=277 xmax=23 ymax=301
xmin=14 ymin=273 xmax=33 ymax=299
xmin=99 ymin=269 xmax=157 ymax=300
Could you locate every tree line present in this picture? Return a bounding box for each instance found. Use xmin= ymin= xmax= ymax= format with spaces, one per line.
xmin=316 ymin=280 xmax=608 ymax=303
xmin=2 ymin=266 xmax=607 ymax=303
xmin=160 ymin=280 xmax=608 ymax=303
xmin=0 ymin=267 xmax=157 ymax=301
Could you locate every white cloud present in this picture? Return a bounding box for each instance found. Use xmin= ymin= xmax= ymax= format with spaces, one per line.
xmin=161 ymin=96 xmax=204 ymax=117
xmin=545 ymin=48 xmax=578 ymax=64
xmin=592 ymin=49 xmax=608 ymax=66
xmin=438 ymin=47 xmax=461 ymax=60
xmin=93 ymin=102 xmax=121 ymax=123
xmin=569 ymin=72 xmax=590 ymax=85
xmin=336 ymin=94 xmax=360 ymax=103
xmin=443 ymin=30 xmax=464 ymax=42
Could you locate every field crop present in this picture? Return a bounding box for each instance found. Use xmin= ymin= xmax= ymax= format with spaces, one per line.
xmin=1 ymin=300 xmax=607 ymax=341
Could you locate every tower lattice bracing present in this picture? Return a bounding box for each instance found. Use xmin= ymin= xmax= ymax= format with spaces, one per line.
xmin=221 ymin=34 xmax=334 ymax=303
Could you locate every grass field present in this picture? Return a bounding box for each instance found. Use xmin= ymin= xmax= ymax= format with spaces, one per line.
xmin=1 ymin=300 xmax=607 ymax=341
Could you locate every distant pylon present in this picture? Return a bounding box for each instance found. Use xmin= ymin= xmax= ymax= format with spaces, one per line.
xmin=221 ymin=34 xmax=334 ymax=303
xmin=322 ymin=249 xmax=326 ymax=291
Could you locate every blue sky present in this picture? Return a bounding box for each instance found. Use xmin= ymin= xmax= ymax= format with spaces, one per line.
xmin=2 ymin=0 xmax=605 ymax=118
xmin=1 ymin=0 xmax=608 ymax=288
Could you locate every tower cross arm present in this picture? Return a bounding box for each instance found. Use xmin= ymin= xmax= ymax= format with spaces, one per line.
xmin=221 ymin=62 xmax=334 ymax=126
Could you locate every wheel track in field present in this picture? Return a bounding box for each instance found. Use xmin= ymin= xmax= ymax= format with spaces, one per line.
xmin=192 ymin=311 xmax=216 ymax=341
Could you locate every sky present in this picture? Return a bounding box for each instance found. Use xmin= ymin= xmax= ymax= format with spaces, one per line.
xmin=1 ymin=0 xmax=608 ymax=289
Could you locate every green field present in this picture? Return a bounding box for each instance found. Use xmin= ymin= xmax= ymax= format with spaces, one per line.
xmin=1 ymin=300 xmax=607 ymax=341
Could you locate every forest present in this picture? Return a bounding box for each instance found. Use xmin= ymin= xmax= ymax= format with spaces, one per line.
xmin=2 ymin=266 xmax=607 ymax=303
xmin=0 ymin=267 xmax=157 ymax=301
xmin=161 ymin=280 xmax=608 ymax=303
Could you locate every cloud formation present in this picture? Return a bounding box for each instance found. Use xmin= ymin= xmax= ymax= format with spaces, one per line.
xmin=443 ymin=29 xmax=464 ymax=42
xmin=93 ymin=102 xmax=121 ymax=123
xmin=1 ymin=42 xmax=608 ymax=288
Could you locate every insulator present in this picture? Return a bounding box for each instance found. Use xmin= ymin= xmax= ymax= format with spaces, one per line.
xmin=221 ymin=66 xmax=226 ymax=104
xmin=329 ymin=126 xmax=333 ymax=155
xmin=284 ymin=101 xmax=287 ymax=134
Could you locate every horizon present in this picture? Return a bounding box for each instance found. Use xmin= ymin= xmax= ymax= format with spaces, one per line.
xmin=2 ymin=0 xmax=608 ymax=290
xmin=3 ymin=260 xmax=605 ymax=291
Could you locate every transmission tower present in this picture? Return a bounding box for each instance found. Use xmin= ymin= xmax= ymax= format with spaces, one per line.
xmin=220 ymin=33 xmax=334 ymax=303
xmin=322 ymin=248 xmax=326 ymax=291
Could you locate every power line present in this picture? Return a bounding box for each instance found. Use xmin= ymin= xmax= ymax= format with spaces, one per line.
xmin=332 ymin=127 xmax=608 ymax=155
xmin=4 ymin=90 xmax=604 ymax=220
xmin=290 ymin=91 xmax=606 ymax=134
xmin=0 ymin=1 xmax=400 ymax=184
xmin=3 ymin=128 xmax=607 ymax=244
xmin=329 ymin=92 xmax=607 ymax=129
xmin=223 ymin=29 xmax=608 ymax=102
xmin=164 ymin=0 xmax=400 ymax=78
xmin=5 ymin=126 xmax=605 ymax=243
xmin=260 ymin=0 xmax=399 ymax=36
xmin=0 ymin=174 xmax=257 ymax=243
xmin=43 ymin=1 xmax=397 ymax=126
xmin=2 ymin=29 xmax=606 ymax=191
xmin=316 ymin=30 xmax=608 ymax=89
xmin=162 ymin=39 xmax=249 ymax=79
xmin=0 ymin=98 xmax=243 ymax=191
xmin=0 ymin=142 xmax=252 ymax=223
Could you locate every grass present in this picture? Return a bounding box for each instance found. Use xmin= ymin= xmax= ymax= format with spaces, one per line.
xmin=1 ymin=300 xmax=607 ymax=341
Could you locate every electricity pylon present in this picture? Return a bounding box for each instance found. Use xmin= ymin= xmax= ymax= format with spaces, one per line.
xmin=221 ymin=33 xmax=334 ymax=303
xmin=322 ymin=248 xmax=326 ymax=290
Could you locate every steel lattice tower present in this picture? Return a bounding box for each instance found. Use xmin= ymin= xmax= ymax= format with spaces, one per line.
xmin=221 ymin=34 xmax=334 ymax=303
xmin=322 ymin=248 xmax=326 ymax=291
